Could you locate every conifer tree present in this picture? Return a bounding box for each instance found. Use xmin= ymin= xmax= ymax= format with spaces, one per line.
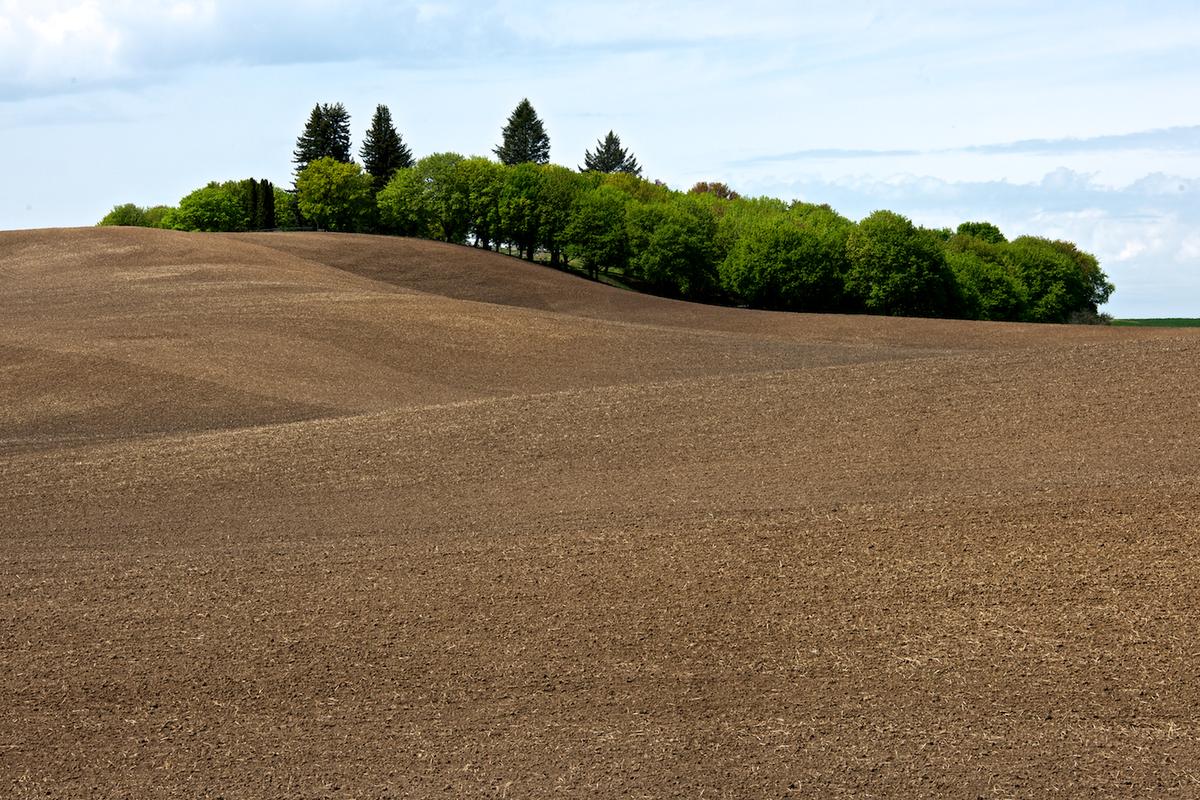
xmin=493 ymin=99 xmax=550 ymax=165
xmin=581 ymin=131 xmax=641 ymax=176
xmin=247 ymin=179 xmax=261 ymax=230
xmin=293 ymin=103 xmax=353 ymax=177
xmin=360 ymin=105 xmax=414 ymax=191
xmin=260 ymin=179 xmax=275 ymax=229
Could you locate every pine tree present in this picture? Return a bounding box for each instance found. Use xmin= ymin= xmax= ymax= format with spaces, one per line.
xmin=581 ymin=131 xmax=641 ymax=176
xmin=493 ymin=99 xmax=550 ymax=166
xmin=293 ymin=103 xmax=353 ymax=177
xmin=360 ymin=105 xmax=414 ymax=191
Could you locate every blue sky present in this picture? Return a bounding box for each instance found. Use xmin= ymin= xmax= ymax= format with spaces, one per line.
xmin=2 ymin=1 xmax=1199 ymax=316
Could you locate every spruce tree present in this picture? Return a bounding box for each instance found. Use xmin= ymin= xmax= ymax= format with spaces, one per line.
xmin=293 ymin=103 xmax=353 ymax=177
xmin=360 ymin=105 xmax=414 ymax=191
xmin=581 ymin=131 xmax=641 ymax=176
xmin=493 ymin=99 xmax=550 ymax=165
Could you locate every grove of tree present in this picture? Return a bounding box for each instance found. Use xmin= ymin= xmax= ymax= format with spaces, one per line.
xmin=98 ymin=99 xmax=1115 ymax=324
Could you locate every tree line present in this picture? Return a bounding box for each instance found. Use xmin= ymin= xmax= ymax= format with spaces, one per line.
xmin=99 ymin=99 xmax=1113 ymax=323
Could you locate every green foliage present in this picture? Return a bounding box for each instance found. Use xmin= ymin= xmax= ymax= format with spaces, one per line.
xmin=98 ymin=203 xmax=149 ymax=227
xmin=711 ymin=196 xmax=788 ymax=265
xmin=164 ymin=184 xmax=248 ymax=232
xmin=845 ymin=210 xmax=960 ymax=317
xmin=100 ymin=98 xmax=1115 ymax=323
xmin=946 ymin=248 xmax=1027 ymax=321
xmin=377 ymin=168 xmax=431 ymax=237
xmin=295 ymin=157 xmax=373 ymax=232
xmin=498 ymin=162 xmax=545 ymax=260
xmin=494 ymin=99 xmax=550 ymax=166
xmin=456 ymin=157 xmax=505 ymax=248
xmin=537 ymin=164 xmax=586 ymax=266
xmin=601 ymin=172 xmax=673 ymax=204
xmin=293 ymin=103 xmax=353 ymax=177
xmin=626 ymin=194 xmax=719 ymax=299
xmin=720 ymin=204 xmax=852 ymax=312
xmin=415 ymin=152 xmax=470 ymax=242
xmin=273 ymin=187 xmax=298 ymax=230
xmin=376 ymin=153 xmax=470 ymax=241
xmin=564 ymin=184 xmax=630 ymax=278
xmin=957 ymin=221 xmax=1008 ymax=244
xmin=1004 ymin=236 xmax=1113 ymax=323
xmin=360 ymin=105 xmax=414 ymax=192
xmin=581 ymin=131 xmax=641 ymax=176
xmin=143 ymin=206 xmax=173 ymax=228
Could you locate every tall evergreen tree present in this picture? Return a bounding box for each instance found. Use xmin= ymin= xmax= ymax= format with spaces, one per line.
xmin=247 ymin=179 xmax=261 ymax=230
xmin=260 ymin=179 xmax=275 ymax=230
xmin=359 ymin=105 xmax=414 ymax=191
xmin=493 ymin=99 xmax=550 ymax=166
xmin=293 ymin=102 xmax=353 ymax=177
xmin=581 ymin=131 xmax=641 ymax=176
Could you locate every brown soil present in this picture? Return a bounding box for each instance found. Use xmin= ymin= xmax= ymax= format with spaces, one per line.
xmin=2 ymin=227 xmax=1198 ymax=798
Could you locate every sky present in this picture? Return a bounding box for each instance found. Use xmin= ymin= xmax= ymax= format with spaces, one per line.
xmin=2 ymin=1 xmax=1199 ymax=316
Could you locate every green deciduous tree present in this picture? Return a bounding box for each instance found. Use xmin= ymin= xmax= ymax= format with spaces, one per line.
xmin=565 ymin=184 xmax=630 ymax=279
xmin=295 ymin=157 xmax=373 ymax=232
xmin=98 ymin=203 xmax=149 ymax=227
xmin=293 ymin=103 xmax=353 ymax=178
xmin=956 ymin=220 xmax=1008 ymax=244
xmin=845 ymin=210 xmax=960 ymax=317
xmin=376 ymin=153 xmax=470 ymax=241
xmin=273 ymin=187 xmax=299 ymax=230
xmin=499 ymin=162 xmax=545 ymax=260
xmin=1003 ymin=236 xmax=1113 ymax=323
xmin=626 ymin=194 xmax=719 ymax=299
xmin=143 ymin=206 xmax=173 ymax=228
xmin=377 ymin=168 xmax=430 ymax=237
xmin=601 ymin=172 xmax=673 ymax=204
xmin=720 ymin=205 xmax=852 ymax=312
xmin=415 ymin=152 xmax=470 ymax=242
xmin=581 ymin=131 xmax=641 ymax=176
xmin=537 ymin=164 xmax=586 ymax=266
xmin=494 ymin=99 xmax=550 ymax=166
xmin=360 ymin=105 xmax=414 ymax=192
xmin=456 ymin=157 xmax=505 ymax=249
xmin=164 ymin=184 xmax=249 ymax=232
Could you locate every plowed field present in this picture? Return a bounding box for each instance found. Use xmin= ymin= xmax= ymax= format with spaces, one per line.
xmin=2 ymin=228 xmax=1198 ymax=797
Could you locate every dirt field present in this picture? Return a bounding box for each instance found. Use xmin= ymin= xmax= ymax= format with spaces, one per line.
xmin=2 ymin=227 xmax=1198 ymax=798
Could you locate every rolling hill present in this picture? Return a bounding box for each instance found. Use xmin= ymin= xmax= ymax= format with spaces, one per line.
xmin=2 ymin=227 xmax=1198 ymax=797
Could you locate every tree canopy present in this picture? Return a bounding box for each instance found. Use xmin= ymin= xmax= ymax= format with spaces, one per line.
xmin=360 ymin=105 xmax=414 ymax=192
xmin=494 ymin=99 xmax=550 ymax=166
xmin=845 ymin=210 xmax=960 ymax=318
xmin=98 ymin=97 xmax=1117 ymax=325
xmin=295 ymin=158 xmax=373 ymax=232
xmin=581 ymin=131 xmax=641 ymax=176
xmin=293 ymin=103 xmax=353 ymax=177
